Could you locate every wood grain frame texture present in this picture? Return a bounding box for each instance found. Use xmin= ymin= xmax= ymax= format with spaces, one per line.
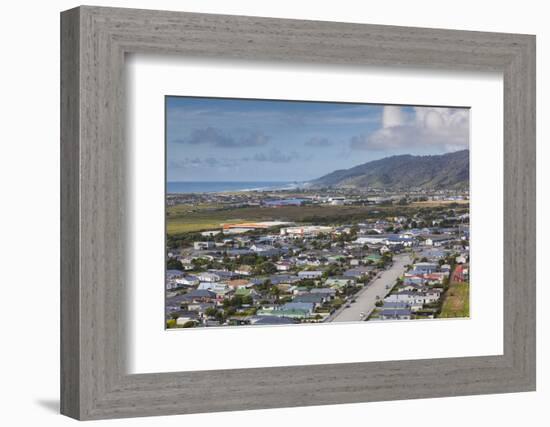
xmin=60 ymin=5 xmax=536 ymax=421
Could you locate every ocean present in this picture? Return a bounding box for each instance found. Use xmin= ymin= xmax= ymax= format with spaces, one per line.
xmin=167 ymin=181 xmax=296 ymax=194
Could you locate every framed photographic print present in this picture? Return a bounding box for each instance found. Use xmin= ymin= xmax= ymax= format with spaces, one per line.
xmin=163 ymin=96 xmax=471 ymax=328
xmin=61 ymin=6 xmax=536 ymax=420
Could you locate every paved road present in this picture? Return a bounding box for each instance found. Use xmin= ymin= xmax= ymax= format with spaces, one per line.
xmin=328 ymin=253 xmax=411 ymax=323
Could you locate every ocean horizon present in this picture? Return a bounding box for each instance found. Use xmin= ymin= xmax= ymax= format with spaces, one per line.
xmin=167 ymin=181 xmax=297 ymax=194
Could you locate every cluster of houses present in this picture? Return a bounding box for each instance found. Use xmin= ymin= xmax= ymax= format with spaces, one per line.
xmin=167 ymin=188 xmax=469 ymax=210
xmin=166 ymin=209 xmax=470 ymax=327
xmin=166 ymin=266 xmax=371 ymax=327
xmin=374 ymin=250 xmax=470 ymax=321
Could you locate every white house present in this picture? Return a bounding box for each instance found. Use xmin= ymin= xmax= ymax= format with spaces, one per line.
xmin=276 ymin=261 xmax=293 ymax=271
xmin=456 ymin=255 xmax=467 ymax=264
xmin=194 ymin=241 xmax=215 ymax=250
xmin=175 ymin=275 xmax=199 ymax=287
xmin=424 ymin=236 xmax=454 ymax=247
xmin=385 ymin=291 xmax=439 ymax=305
xmin=297 ymin=270 xmax=323 ymax=279
xmin=197 ymin=282 xmax=228 ymax=293
xmin=197 ymin=271 xmax=221 ymax=282
xmin=200 ymin=230 xmax=221 ymax=237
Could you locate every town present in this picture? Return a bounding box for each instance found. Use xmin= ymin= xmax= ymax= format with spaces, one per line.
xmin=165 ymin=188 xmax=470 ymax=328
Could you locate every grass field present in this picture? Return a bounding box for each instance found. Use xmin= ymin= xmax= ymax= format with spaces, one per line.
xmin=409 ymin=200 xmax=469 ymax=208
xmin=167 ymin=204 xmax=411 ymax=235
xmin=439 ymin=281 xmax=470 ymax=318
xmin=167 ymin=218 xmax=245 ymax=234
xmin=166 ymin=200 xmax=470 ymax=236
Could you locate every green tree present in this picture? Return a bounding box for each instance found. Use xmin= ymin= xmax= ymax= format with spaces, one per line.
xmin=167 ymin=258 xmax=183 ymax=270
xmin=204 ymin=307 xmax=218 ymax=317
xmin=254 ymin=261 xmax=277 ymax=275
xmin=181 ymin=321 xmax=196 ymax=328
xmin=270 ymin=286 xmax=281 ymax=303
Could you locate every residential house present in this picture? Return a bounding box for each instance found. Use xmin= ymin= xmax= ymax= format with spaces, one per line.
xmin=384 ymin=291 xmax=440 ymax=305
xmin=197 ymin=282 xmax=228 ymax=292
xmin=197 ymin=271 xmax=222 ymax=282
xmin=380 ymin=301 xmax=409 ymax=310
xmin=275 ymin=261 xmax=293 ymax=271
xmin=226 ymin=249 xmax=254 ymax=259
xmin=423 ymin=272 xmax=448 ymax=284
xmin=293 ymin=293 xmax=327 ymax=308
xmin=181 ymin=289 xmax=217 ymax=303
xmin=256 ymin=307 xmax=311 ymax=319
xmin=200 ymin=230 xmax=221 ymax=237
xmin=250 ymin=244 xmax=281 ymax=257
xmin=198 ymin=270 xmax=237 ymax=282
xmin=179 ymin=257 xmax=195 ymax=270
xmin=165 ymin=294 xmax=190 ymax=312
xmin=325 ymin=277 xmax=356 ymax=288
xmin=309 ymin=288 xmax=337 ymax=298
xmin=379 ymin=308 xmax=412 ymax=320
xmin=343 ymin=266 xmax=373 ymax=279
xmin=249 ymin=316 xmax=299 ymax=325
xmin=193 ymin=241 xmax=216 ymax=250
xmin=174 ymin=274 xmax=200 ymax=287
xmin=234 ymin=265 xmax=253 ymax=276
xmin=424 ymin=235 xmax=454 ymax=247
xmin=176 ymin=315 xmax=198 ymax=326
xmin=440 ymin=264 xmax=452 ymax=273
xmin=379 ymin=245 xmax=391 ymax=254
xmin=413 ymin=262 xmax=439 ymax=273
xmin=298 ymin=270 xmax=323 ymax=280
xmin=456 ymin=255 xmax=467 ymax=264
xmin=280 ymin=302 xmax=315 ymax=315
xmin=397 ymin=283 xmax=426 ymax=292
xmin=269 ymin=274 xmax=301 ymax=285
xmin=187 ymin=302 xmax=216 ymax=314
xmin=166 ymin=269 xmax=185 ymax=280
xmin=422 ymin=249 xmax=448 ymax=260
xmin=225 ymin=279 xmax=251 ymax=290
xmin=403 ymin=275 xmax=426 ymax=285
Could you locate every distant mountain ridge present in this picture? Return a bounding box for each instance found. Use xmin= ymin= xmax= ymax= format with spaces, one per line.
xmin=310 ymin=150 xmax=469 ymax=190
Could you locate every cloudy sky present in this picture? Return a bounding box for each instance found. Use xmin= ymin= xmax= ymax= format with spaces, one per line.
xmin=166 ymin=96 xmax=469 ymax=182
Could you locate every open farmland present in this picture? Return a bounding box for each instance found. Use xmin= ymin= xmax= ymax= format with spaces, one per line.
xmin=167 ymin=203 xmax=420 ymax=236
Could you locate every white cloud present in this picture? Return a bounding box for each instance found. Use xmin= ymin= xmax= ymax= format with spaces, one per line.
xmin=350 ymin=106 xmax=469 ymax=152
xmin=382 ymin=105 xmax=405 ymax=128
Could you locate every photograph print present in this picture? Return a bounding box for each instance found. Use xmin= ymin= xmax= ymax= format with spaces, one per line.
xmin=165 ymin=96 xmax=470 ymax=329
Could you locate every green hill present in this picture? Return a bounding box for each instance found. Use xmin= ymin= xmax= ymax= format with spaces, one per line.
xmin=310 ymin=150 xmax=469 ymax=190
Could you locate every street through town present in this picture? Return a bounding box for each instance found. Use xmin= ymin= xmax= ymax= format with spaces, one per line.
xmin=327 ymin=253 xmax=411 ymax=323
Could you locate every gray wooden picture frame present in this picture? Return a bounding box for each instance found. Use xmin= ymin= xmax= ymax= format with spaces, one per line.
xmin=60 ymin=5 xmax=536 ymax=421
